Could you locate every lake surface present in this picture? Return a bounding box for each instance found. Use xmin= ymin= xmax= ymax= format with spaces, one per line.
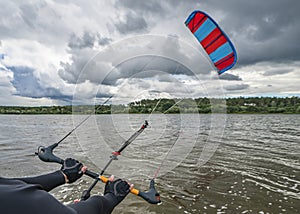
xmin=0 ymin=114 xmax=299 ymax=213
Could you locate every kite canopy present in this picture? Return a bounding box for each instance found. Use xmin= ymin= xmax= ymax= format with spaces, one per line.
xmin=185 ymin=11 xmax=237 ymax=74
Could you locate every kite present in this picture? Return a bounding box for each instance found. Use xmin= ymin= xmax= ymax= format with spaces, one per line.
xmin=185 ymin=11 xmax=237 ymax=74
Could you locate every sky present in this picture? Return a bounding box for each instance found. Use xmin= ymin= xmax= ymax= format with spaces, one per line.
xmin=0 ymin=0 xmax=299 ymax=106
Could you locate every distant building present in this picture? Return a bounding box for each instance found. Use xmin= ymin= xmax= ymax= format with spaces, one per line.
xmin=244 ymin=103 xmax=256 ymax=106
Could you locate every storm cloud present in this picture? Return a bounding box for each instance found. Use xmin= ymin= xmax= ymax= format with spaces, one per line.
xmin=115 ymin=11 xmax=149 ymax=34
xmin=224 ymin=84 xmax=250 ymax=91
xmin=113 ymin=0 xmax=300 ymax=66
xmin=201 ymin=0 xmax=300 ymax=65
xmin=263 ymin=68 xmax=293 ymax=76
xmin=219 ymin=73 xmax=242 ymax=81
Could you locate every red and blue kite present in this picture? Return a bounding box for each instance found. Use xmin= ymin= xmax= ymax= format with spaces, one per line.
xmin=185 ymin=11 xmax=237 ymax=74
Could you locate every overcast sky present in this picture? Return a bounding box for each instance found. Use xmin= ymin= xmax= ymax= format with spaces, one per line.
xmin=0 ymin=0 xmax=299 ymax=106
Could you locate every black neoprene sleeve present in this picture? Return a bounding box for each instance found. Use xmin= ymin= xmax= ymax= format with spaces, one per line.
xmin=15 ymin=170 xmax=65 ymax=191
xmin=69 ymin=194 xmax=117 ymax=214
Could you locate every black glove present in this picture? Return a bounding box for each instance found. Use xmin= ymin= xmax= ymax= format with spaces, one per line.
xmin=104 ymin=179 xmax=130 ymax=207
xmin=61 ymin=158 xmax=83 ymax=183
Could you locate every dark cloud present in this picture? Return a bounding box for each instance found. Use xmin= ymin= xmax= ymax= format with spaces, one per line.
xmin=116 ymin=0 xmax=166 ymax=15
xmin=115 ymin=11 xmax=148 ymax=34
xmin=95 ymin=92 xmax=113 ymax=99
xmin=199 ymin=0 xmax=300 ymax=65
xmin=58 ymin=47 xmax=113 ymax=84
xmin=219 ymin=73 xmax=242 ymax=81
xmin=98 ymin=37 xmax=112 ymax=46
xmin=9 ymin=66 xmax=72 ymax=102
xmin=68 ymin=32 xmax=96 ymax=49
xmin=0 ymin=1 xmax=68 ymax=44
xmin=263 ymin=68 xmax=293 ymax=76
xmin=59 ymin=52 xmax=197 ymax=87
xmin=224 ymin=84 xmax=249 ymax=91
xmin=59 ymin=31 xmax=114 ymax=84
xmin=113 ymin=0 xmax=300 ymax=66
xmin=156 ymin=74 xmax=179 ymax=83
xmin=101 ymin=55 xmax=195 ymax=86
xmin=113 ymin=0 xmax=193 ymax=35
xmin=68 ymin=31 xmax=112 ymax=49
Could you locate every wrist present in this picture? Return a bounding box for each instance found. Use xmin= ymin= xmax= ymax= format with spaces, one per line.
xmin=60 ymin=170 xmax=69 ymax=183
xmin=104 ymin=193 xmax=119 ymax=208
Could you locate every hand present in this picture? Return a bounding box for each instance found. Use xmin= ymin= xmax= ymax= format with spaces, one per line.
xmin=104 ymin=175 xmax=133 ymax=207
xmin=61 ymin=158 xmax=86 ymax=183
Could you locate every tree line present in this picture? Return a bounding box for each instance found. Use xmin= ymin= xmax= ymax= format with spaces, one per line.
xmin=1 ymin=97 xmax=299 ymax=114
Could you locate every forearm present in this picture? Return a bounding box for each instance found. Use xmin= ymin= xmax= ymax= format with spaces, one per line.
xmin=68 ymin=195 xmax=116 ymax=214
xmin=16 ymin=170 xmax=65 ymax=191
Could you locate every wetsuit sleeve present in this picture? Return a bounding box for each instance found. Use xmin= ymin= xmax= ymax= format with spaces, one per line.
xmin=15 ymin=170 xmax=65 ymax=192
xmin=0 ymin=177 xmax=77 ymax=214
xmin=68 ymin=194 xmax=118 ymax=214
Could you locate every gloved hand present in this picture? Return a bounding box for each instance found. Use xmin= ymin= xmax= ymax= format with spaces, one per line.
xmin=104 ymin=178 xmax=131 ymax=207
xmin=61 ymin=158 xmax=84 ymax=183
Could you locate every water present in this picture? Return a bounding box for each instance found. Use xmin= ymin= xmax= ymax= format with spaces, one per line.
xmin=0 ymin=114 xmax=299 ymax=213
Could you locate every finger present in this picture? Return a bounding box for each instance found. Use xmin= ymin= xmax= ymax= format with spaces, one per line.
xmin=129 ymin=183 xmax=134 ymax=190
xmin=108 ymin=175 xmax=114 ymax=182
xmin=81 ymin=166 xmax=87 ymax=173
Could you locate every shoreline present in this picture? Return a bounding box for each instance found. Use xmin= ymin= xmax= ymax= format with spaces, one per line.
xmin=1 ymin=97 xmax=299 ymax=114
